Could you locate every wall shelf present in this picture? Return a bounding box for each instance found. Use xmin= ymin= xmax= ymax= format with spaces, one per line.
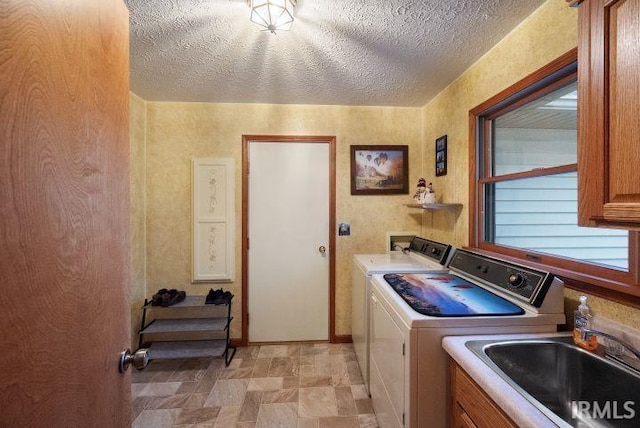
xmin=404 ymin=203 xmax=462 ymax=210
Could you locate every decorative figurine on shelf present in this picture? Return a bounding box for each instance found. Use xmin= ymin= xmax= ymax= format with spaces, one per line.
xmin=423 ymin=182 xmax=437 ymax=204
xmin=412 ymin=178 xmax=427 ymax=203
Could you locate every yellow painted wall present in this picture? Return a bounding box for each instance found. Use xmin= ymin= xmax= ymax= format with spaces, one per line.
xmin=421 ymin=0 xmax=579 ymax=248
xmin=422 ymin=0 xmax=640 ymax=328
xmin=130 ymin=92 xmax=147 ymax=350
xmin=143 ymin=103 xmax=424 ymax=338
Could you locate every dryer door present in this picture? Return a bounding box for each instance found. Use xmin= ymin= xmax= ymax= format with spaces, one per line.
xmin=370 ymin=289 xmax=405 ymax=428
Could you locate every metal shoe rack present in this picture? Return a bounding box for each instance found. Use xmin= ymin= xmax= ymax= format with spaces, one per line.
xmin=136 ymin=294 xmax=236 ymax=366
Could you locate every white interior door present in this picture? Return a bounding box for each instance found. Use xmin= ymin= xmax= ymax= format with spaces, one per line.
xmin=248 ymin=141 xmax=330 ymax=342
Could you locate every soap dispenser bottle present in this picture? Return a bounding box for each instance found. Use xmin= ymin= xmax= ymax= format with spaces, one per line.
xmin=573 ymin=295 xmax=598 ymax=351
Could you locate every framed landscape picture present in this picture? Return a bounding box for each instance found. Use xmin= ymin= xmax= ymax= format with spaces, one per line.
xmin=350 ymin=145 xmax=409 ymax=195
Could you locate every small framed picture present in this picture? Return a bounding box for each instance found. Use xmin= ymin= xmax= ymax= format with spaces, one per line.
xmin=435 ymin=135 xmax=447 ymax=177
xmin=350 ymin=145 xmax=409 ymax=195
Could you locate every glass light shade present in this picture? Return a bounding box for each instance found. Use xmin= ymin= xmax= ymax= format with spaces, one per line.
xmin=249 ymin=0 xmax=295 ymax=33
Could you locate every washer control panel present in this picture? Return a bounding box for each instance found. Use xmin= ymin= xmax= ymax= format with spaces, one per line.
xmin=447 ymin=249 xmax=554 ymax=307
xmin=409 ymin=237 xmax=452 ymax=265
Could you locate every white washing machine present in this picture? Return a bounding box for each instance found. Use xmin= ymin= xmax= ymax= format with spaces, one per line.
xmin=368 ymin=249 xmax=566 ymax=428
xmin=351 ymin=237 xmax=453 ymax=395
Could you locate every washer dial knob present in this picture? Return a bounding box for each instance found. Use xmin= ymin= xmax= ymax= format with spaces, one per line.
xmin=508 ymin=273 xmax=525 ymax=288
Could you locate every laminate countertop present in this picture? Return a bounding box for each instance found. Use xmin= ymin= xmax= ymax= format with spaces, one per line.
xmin=443 ymin=332 xmax=571 ymax=428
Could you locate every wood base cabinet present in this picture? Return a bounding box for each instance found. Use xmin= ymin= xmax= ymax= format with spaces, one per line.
xmin=449 ymin=359 xmax=516 ymax=428
xmin=577 ymin=0 xmax=640 ymax=228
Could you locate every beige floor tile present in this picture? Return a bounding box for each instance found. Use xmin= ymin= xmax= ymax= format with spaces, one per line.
xmin=175 ymin=406 xmax=220 ymax=425
xmin=240 ymin=358 xmax=258 ymax=368
xmin=131 ymin=382 xmax=146 ymax=398
xmin=350 ymin=385 xmax=369 ymax=401
xmin=256 ymin=402 xmax=298 ymax=428
xmin=131 ymin=368 xmax=158 ymax=384
xmin=194 ymin=371 xmax=218 ymax=393
xmin=238 ymin=390 xmax=263 ymax=423
xmin=132 ymin=396 xmax=154 ymax=421
xmin=358 ymin=414 xmax=379 ymax=428
xmin=175 ymin=381 xmax=198 ymax=394
xmin=300 ymin=376 xmax=331 ymax=388
xmin=235 ymin=346 xmax=260 ymax=360
xmin=225 ymin=358 xmax=242 ymax=369
xmin=297 ymin=417 xmax=319 ymax=428
xmin=205 ymin=379 xmax=249 ymax=407
xmin=314 ymin=362 xmax=332 ymax=377
xmin=258 ymin=345 xmax=289 ymax=358
xmin=300 ymin=344 xmax=329 ymax=356
xmin=247 ymin=377 xmax=284 ymax=391
xmin=331 ymin=372 xmax=352 ymax=387
xmin=300 ymin=355 xmax=316 ymax=365
xmin=252 ymin=358 xmax=271 ymax=377
xmin=268 ymin=357 xmax=300 ymax=377
xmin=314 ymin=354 xmax=333 ymax=366
xmin=150 ymin=369 xmax=178 ymax=383
xmin=212 ymin=405 xmax=241 ymax=428
xmin=261 ymin=388 xmax=298 ymax=404
xmin=132 ymin=408 xmax=179 ymax=428
xmin=286 ymin=344 xmax=302 ymax=356
xmin=283 ymin=376 xmax=300 ymax=389
xmin=355 ymin=399 xmax=374 ymax=415
xmin=347 ymin=361 xmax=364 ymax=384
xmin=335 ymin=386 xmax=358 ymax=416
xmin=300 ymin=365 xmax=315 ymax=377
xmin=142 ymin=395 xmax=172 ymax=410
xmin=138 ymin=381 xmax=182 ymax=397
xmin=298 ymin=387 xmax=338 ymax=418
xmin=167 ymin=359 xmax=209 ymax=382
xmin=218 ymin=367 xmax=254 ymax=380
xmin=156 ymin=392 xmax=208 ymax=409
xmin=318 ymin=416 xmax=360 ymax=428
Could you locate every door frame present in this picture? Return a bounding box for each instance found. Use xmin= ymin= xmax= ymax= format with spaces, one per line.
xmin=241 ymin=135 xmax=336 ymax=346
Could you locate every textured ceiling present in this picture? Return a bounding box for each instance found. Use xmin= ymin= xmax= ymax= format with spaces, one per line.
xmin=126 ymin=0 xmax=546 ymax=107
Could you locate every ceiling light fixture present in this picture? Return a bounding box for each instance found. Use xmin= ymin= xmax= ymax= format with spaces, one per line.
xmin=248 ymin=0 xmax=296 ymax=34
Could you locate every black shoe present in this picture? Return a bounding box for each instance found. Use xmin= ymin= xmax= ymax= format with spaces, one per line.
xmin=151 ymin=288 xmax=186 ymax=307
xmin=151 ymin=288 xmax=169 ymax=306
xmin=163 ymin=290 xmax=186 ymax=306
xmin=205 ymin=288 xmax=233 ymax=305
xmin=205 ymin=288 xmax=220 ymax=304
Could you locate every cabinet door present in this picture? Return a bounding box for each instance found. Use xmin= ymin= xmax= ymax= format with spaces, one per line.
xmin=450 ymin=360 xmax=516 ymax=428
xmin=578 ymin=0 xmax=640 ymax=228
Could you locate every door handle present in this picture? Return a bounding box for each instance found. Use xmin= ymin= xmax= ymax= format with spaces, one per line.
xmin=318 ymin=245 xmax=326 ymax=255
xmin=119 ymin=348 xmax=149 ymax=373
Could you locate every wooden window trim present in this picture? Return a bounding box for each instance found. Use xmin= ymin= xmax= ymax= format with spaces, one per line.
xmin=468 ymin=47 xmax=640 ymax=308
xmin=480 ymin=164 xmax=577 ymax=185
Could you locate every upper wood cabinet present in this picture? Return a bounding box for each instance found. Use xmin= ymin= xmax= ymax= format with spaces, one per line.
xmin=577 ymin=0 xmax=640 ymax=228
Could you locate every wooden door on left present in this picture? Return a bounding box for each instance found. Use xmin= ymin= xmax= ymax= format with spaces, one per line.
xmin=0 ymin=0 xmax=131 ymax=426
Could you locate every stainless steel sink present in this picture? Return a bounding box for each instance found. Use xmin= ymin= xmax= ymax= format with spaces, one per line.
xmin=466 ymin=336 xmax=640 ymax=427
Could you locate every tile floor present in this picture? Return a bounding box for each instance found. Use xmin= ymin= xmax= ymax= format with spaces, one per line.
xmin=131 ymin=343 xmax=379 ymax=427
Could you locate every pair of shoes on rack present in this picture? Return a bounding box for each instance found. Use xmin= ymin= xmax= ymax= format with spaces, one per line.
xmin=151 ymin=288 xmax=186 ymax=307
xmin=205 ymin=288 xmax=233 ymax=305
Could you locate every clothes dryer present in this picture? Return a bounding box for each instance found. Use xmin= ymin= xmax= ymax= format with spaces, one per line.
xmin=351 ymin=237 xmax=453 ymax=394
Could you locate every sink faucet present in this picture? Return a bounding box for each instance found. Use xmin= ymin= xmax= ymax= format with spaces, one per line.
xmin=580 ymin=328 xmax=640 ymax=366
